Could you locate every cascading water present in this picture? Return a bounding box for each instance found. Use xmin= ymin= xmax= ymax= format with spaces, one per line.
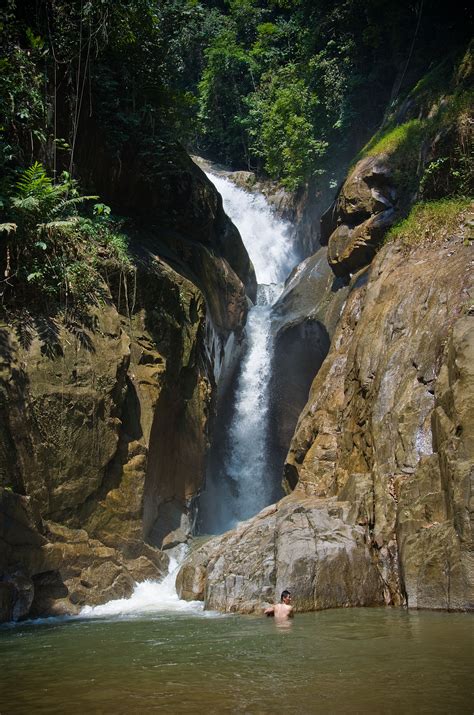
xmin=80 ymin=549 xmax=205 ymax=619
xmin=199 ymin=172 xmax=297 ymax=533
xmin=208 ymin=174 xmax=296 ymax=284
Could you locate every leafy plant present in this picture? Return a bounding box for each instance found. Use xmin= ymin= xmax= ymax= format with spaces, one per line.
xmin=0 ymin=162 xmax=132 ymax=308
xmin=245 ymin=64 xmax=327 ymax=189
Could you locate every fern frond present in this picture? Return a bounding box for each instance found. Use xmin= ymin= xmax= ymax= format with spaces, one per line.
xmin=51 ymin=194 xmax=99 ymax=216
xmin=15 ymin=161 xmax=50 ymax=196
xmin=38 ymin=218 xmax=80 ymax=237
xmin=0 ymin=223 xmax=17 ymax=234
xmin=12 ymin=195 xmax=40 ymax=211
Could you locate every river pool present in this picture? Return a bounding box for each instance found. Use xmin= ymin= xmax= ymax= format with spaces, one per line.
xmin=1 ymin=607 xmax=472 ymax=714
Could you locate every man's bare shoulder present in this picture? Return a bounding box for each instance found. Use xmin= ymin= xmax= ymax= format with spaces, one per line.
xmin=274 ymin=603 xmax=293 ymax=618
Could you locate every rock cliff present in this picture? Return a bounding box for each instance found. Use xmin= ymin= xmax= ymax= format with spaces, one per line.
xmin=0 ymin=141 xmax=255 ymax=621
xmin=178 ymin=206 xmax=473 ymax=613
xmin=177 ymin=52 xmax=473 ymax=613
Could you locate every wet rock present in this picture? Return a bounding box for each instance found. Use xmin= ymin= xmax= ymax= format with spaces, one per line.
xmin=0 ymin=582 xmax=14 ymax=622
xmin=268 ymin=249 xmax=349 ymax=483
xmin=29 ymin=571 xmax=69 ymax=618
xmin=5 ymin=570 xmax=34 ymax=621
xmin=175 ymin=550 xmax=208 ymax=601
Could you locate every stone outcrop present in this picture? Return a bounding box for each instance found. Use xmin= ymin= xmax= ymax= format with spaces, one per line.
xmin=179 ymin=210 xmax=473 ymax=613
xmin=321 ymin=156 xmax=397 ymax=277
xmin=176 ymin=495 xmax=385 ymax=612
xmin=77 ymin=135 xmax=257 ymax=316
xmin=268 ymin=248 xmax=349 ymax=483
xmin=283 ymin=228 xmax=473 ymax=610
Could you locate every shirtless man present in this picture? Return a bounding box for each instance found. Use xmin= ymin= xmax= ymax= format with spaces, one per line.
xmin=264 ymin=589 xmax=294 ymax=619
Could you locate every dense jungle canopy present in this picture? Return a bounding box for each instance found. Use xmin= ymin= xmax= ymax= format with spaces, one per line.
xmin=1 ymin=0 xmax=471 ymax=191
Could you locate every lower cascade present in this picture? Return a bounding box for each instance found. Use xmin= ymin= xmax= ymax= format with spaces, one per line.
xmin=80 ymin=550 xmax=204 ymax=618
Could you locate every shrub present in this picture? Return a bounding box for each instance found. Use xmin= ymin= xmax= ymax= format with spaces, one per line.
xmin=0 ymin=163 xmax=133 ymax=308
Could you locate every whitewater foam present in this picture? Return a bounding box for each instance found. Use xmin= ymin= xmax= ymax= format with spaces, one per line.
xmin=80 ymin=553 xmax=205 ymax=619
xmin=199 ymin=172 xmax=298 ymax=532
xmin=206 ymin=172 xmax=296 ymax=284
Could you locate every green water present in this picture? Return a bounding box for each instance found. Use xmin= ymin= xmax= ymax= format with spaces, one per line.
xmin=1 ymin=608 xmax=472 ymax=714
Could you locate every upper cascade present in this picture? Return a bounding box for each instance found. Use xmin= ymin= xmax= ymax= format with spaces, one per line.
xmin=206 ymin=172 xmax=296 ymax=286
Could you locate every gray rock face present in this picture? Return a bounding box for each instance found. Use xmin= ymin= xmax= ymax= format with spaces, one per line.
xmin=268 ymin=249 xmax=349 ymax=485
xmin=177 ymin=496 xmax=385 ymax=612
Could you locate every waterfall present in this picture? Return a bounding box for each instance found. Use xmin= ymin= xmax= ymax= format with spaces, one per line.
xmin=199 ymin=172 xmax=296 ymax=533
xmin=208 ymin=173 xmax=296 ymax=284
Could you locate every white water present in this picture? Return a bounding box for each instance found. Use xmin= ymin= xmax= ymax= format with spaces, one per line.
xmin=202 ymin=172 xmax=297 ymax=530
xmin=209 ymin=173 xmax=296 ymax=284
xmin=80 ymin=551 xmax=205 ymax=618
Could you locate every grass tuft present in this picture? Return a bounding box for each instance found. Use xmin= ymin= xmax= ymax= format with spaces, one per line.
xmin=385 ymin=198 xmax=473 ymax=246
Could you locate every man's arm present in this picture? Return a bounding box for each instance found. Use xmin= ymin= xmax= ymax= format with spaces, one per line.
xmin=264 ymin=606 xmax=275 ymax=617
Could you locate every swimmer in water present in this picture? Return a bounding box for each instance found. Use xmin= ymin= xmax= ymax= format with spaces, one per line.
xmin=264 ymin=590 xmax=294 ymax=619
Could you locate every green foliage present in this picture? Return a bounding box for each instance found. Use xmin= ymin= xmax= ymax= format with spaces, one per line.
xmin=0 ymin=163 xmax=132 ymax=307
xmin=385 ymin=198 xmax=472 ymax=246
xmin=360 ymin=119 xmax=426 ymax=193
xmin=357 ymin=77 xmax=474 ymax=201
xmin=193 ymin=2 xmax=471 ymax=187
xmin=361 ymin=120 xmax=425 ymax=159
xmin=245 ymin=65 xmax=327 ymax=189
xmin=1 ymin=0 xmax=472 ymax=196
xmin=198 ymin=27 xmax=257 ymax=165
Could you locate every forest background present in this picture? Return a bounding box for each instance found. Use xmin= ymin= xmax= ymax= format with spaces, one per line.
xmin=0 ymin=0 xmax=471 ymax=307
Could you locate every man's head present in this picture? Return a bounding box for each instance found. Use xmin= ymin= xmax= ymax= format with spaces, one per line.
xmin=281 ymin=589 xmax=292 ymax=603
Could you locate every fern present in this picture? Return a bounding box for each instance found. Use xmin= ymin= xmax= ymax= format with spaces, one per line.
xmin=1 ymin=163 xmax=131 ymax=307
xmin=0 ymin=223 xmax=17 ymax=234
xmin=51 ymin=194 xmax=98 ymax=217
xmin=38 ymin=218 xmax=80 ymax=238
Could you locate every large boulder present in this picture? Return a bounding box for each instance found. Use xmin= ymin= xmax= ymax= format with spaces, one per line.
xmin=321 ymin=156 xmax=397 ymax=277
xmin=177 ymin=495 xmax=385 ymax=613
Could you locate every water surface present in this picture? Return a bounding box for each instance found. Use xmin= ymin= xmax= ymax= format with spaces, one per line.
xmin=1 ymin=608 xmax=472 ymax=714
